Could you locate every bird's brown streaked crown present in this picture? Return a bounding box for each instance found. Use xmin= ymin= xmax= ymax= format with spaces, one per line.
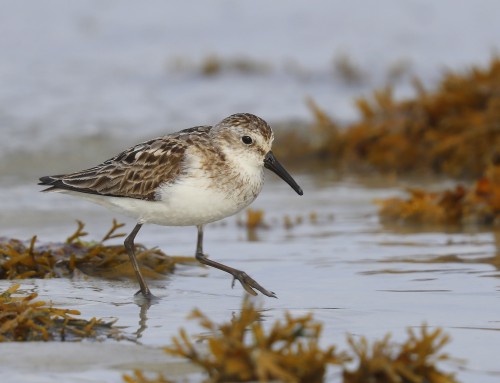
xmin=217 ymin=113 xmax=274 ymax=142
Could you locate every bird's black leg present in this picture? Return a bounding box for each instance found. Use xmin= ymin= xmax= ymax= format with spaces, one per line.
xmin=195 ymin=225 xmax=276 ymax=298
xmin=124 ymin=223 xmax=154 ymax=299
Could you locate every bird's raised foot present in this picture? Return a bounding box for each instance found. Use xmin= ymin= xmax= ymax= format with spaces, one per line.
xmin=231 ymin=271 xmax=277 ymax=298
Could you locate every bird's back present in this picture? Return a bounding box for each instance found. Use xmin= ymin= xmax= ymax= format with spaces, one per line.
xmin=39 ymin=125 xmax=215 ymax=201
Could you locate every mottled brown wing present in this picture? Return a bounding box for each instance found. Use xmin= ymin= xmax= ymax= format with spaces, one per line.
xmin=39 ymin=136 xmax=190 ymax=200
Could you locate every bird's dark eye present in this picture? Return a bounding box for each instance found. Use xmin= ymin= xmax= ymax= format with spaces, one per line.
xmin=242 ymin=136 xmax=253 ymax=145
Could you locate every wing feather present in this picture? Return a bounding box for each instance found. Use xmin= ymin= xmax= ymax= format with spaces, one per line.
xmin=39 ymin=136 xmax=191 ymax=200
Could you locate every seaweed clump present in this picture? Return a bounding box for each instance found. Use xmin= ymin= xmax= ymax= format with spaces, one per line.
xmin=0 ymin=220 xmax=175 ymax=280
xmin=237 ymin=208 xmax=267 ymax=230
xmin=0 ymin=284 xmax=120 ymax=341
xmin=344 ymin=327 xmax=459 ymax=383
xmin=123 ymin=370 xmax=174 ymax=383
xmin=276 ymin=58 xmax=500 ymax=180
xmin=377 ymin=164 xmax=500 ymax=228
xmin=165 ymin=298 xmax=345 ymax=383
xmin=126 ymin=299 xmax=460 ymax=383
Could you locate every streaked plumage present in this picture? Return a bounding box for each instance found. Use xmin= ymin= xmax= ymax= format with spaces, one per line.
xmin=39 ymin=113 xmax=303 ymax=299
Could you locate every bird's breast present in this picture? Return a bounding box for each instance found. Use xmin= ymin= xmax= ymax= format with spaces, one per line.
xmin=150 ymin=160 xmax=263 ymax=226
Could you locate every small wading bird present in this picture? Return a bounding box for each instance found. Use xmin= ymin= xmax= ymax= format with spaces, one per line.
xmin=39 ymin=113 xmax=303 ymax=299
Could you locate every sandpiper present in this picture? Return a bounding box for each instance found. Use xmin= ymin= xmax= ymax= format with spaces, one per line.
xmin=39 ymin=113 xmax=303 ymax=299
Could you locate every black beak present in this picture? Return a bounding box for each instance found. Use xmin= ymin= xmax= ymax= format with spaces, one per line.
xmin=264 ymin=151 xmax=303 ymax=196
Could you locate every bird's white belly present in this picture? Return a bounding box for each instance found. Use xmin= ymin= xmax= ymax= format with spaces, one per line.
xmin=64 ymin=173 xmax=261 ymax=227
xmin=144 ymin=180 xmax=257 ymax=225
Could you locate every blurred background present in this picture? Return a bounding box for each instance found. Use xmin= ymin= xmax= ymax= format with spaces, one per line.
xmin=1 ymin=0 xmax=500 ymax=184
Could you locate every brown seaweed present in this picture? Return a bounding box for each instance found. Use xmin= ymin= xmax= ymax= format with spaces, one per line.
xmin=0 ymin=220 xmax=177 ymax=280
xmin=343 ymin=326 xmax=460 ymax=383
xmin=0 ymin=284 xmax=121 ymax=342
xmin=165 ymin=297 xmax=345 ymax=383
xmin=377 ymin=164 xmax=500 ymax=228
xmin=275 ymin=58 xmax=500 ymax=181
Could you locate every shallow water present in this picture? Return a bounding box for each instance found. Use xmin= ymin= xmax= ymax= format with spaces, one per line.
xmin=1 ymin=176 xmax=499 ymax=382
xmin=1 ymin=1 xmax=500 ymax=382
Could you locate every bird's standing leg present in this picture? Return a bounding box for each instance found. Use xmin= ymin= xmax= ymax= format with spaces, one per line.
xmin=124 ymin=223 xmax=154 ymax=299
xmin=195 ymin=225 xmax=276 ymax=298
